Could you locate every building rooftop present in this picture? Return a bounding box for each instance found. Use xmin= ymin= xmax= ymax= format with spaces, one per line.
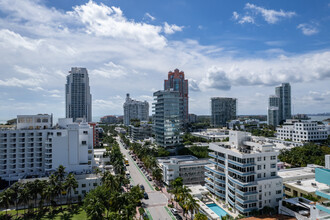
xmin=285 ymin=178 xmax=329 ymax=193
xmin=278 ymin=165 xmax=323 ymax=182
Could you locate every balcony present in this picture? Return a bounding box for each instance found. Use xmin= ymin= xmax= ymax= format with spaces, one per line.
xmin=316 ymin=189 xmax=330 ymax=201
xmin=316 ymin=168 xmax=330 ymax=185
xmin=205 ymin=165 xmax=225 ymax=176
xmin=228 ymin=175 xmax=257 ymax=187
xmin=316 ymin=203 xmax=330 ymax=215
xmin=228 ymin=158 xmax=255 ymax=167
xmin=228 ymin=167 xmax=255 ymax=176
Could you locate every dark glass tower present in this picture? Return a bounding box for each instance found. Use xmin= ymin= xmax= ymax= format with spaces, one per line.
xmin=65 ymin=67 xmax=92 ymax=122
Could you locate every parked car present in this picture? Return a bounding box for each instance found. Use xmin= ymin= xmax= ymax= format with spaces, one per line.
xmin=144 ymin=192 xmax=149 ymax=199
xmin=171 ymin=208 xmax=178 ymax=215
xmin=140 ymin=185 xmax=145 ymax=191
xmin=175 ymin=215 xmax=183 ymax=220
xmin=147 ymin=176 xmax=152 ymax=181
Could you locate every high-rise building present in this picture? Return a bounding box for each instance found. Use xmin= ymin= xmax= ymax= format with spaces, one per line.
xmin=123 ymin=94 xmax=149 ymax=126
xmin=268 ymin=107 xmax=279 ymax=127
xmin=211 ymin=97 xmax=237 ymax=127
xmin=164 ymin=69 xmax=188 ymax=123
xmin=65 ymin=67 xmax=92 ymax=122
xmin=205 ymin=131 xmax=283 ymax=216
xmin=275 ymin=83 xmax=291 ymax=122
xmin=153 ymin=90 xmax=183 ymax=148
xmin=267 ymin=83 xmax=291 ymax=126
xmin=0 ymin=115 xmax=93 ymax=182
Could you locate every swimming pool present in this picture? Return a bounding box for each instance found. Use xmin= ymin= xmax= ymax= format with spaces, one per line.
xmin=206 ymin=203 xmax=229 ymax=218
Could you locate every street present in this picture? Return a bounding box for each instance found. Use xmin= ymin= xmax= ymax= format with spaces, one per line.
xmin=117 ymin=137 xmax=176 ymax=220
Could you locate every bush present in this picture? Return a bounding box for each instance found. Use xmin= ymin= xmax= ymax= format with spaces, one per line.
xmin=168 ymin=204 xmax=174 ymax=208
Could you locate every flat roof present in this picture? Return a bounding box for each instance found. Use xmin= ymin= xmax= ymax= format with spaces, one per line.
xmin=285 ymin=178 xmax=329 ymax=193
xmin=278 ymin=165 xmax=323 ymax=181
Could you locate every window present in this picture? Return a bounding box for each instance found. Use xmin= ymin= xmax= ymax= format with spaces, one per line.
xmin=264 ymin=157 xmax=266 ymax=161
xmin=82 ymin=184 xmax=86 ymax=188
xmin=263 ymin=164 xmax=266 ymax=169
xmin=271 ymin=164 xmax=276 ymax=168
xmin=82 ymin=141 xmax=87 ymax=145
xmin=83 ymin=131 xmax=88 ymax=134
xmin=276 ymin=190 xmax=282 ymax=194
xmin=271 ymin=156 xmax=276 ymax=160
xmin=271 ymin=172 xmax=276 ymax=176
xmin=93 ymin=183 xmax=97 ymax=186
xmin=257 ymin=165 xmax=261 ymax=170
xmin=257 ymin=174 xmax=261 ymax=178
xmin=257 ymin=157 xmax=261 ymax=161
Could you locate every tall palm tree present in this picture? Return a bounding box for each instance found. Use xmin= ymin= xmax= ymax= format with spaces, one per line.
xmin=29 ymin=179 xmax=41 ymax=211
xmin=185 ymin=194 xmax=200 ymax=220
xmin=55 ymin=165 xmax=66 ymax=182
xmin=9 ymin=182 xmax=22 ymax=217
xmin=64 ymin=173 xmax=78 ymax=206
xmin=19 ymin=184 xmax=30 ymax=215
xmin=0 ymin=189 xmax=12 ymax=214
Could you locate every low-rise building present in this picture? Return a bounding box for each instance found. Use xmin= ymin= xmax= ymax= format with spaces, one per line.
xmin=278 ymin=197 xmax=326 ymax=220
xmin=157 ymin=155 xmax=210 ymax=185
xmin=191 ymin=129 xmax=229 ymax=141
xmin=276 ymin=120 xmax=328 ymax=142
xmin=93 ymin=148 xmax=110 ymax=170
xmin=100 ymin=115 xmax=118 ymax=124
xmin=206 ymin=131 xmax=283 ymax=216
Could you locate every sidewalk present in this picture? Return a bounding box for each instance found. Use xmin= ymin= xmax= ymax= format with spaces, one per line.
xmin=161 ymin=186 xmax=193 ymax=220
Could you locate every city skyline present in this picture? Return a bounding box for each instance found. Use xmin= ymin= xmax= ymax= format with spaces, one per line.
xmin=0 ymin=0 xmax=330 ymax=123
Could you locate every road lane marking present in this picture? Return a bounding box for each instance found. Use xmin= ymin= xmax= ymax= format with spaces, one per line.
xmin=145 ymin=208 xmax=153 ymax=220
xmin=164 ymin=206 xmax=177 ymax=220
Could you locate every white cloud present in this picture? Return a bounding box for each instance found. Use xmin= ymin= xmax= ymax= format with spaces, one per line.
xmin=163 ymin=22 xmax=183 ymax=34
xmin=70 ymin=1 xmax=166 ymax=49
xmin=245 ymin=3 xmax=296 ymax=24
xmin=297 ymin=23 xmax=319 ymax=36
xmin=236 ymin=3 xmax=296 ymax=24
xmin=0 ymin=0 xmax=329 ymax=117
xmin=145 ymin=13 xmax=155 ymax=21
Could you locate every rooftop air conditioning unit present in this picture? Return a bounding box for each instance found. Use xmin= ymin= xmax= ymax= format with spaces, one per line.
xmin=296 ymin=180 xmax=301 ymax=185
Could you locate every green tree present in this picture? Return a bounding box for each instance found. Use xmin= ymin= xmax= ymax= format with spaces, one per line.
xmin=64 ymin=173 xmax=78 ymax=206
xmin=194 ymin=212 xmax=208 ymax=220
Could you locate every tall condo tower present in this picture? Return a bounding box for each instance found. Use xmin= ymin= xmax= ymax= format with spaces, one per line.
xmin=66 ymin=67 xmax=92 ymax=122
xmin=123 ymin=94 xmax=149 ymax=126
xmin=164 ymin=69 xmax=188 ymax=123
xmin=153 ymin=90 xmax=183 ymax=148
xmin=267 ymin=83 xmax=291 ymax=126
xmin=211 ymin=97 xmax=237 ymax=127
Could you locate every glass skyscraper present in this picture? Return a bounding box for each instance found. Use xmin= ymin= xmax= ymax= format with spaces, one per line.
xmin=164 ymin=69 xmax=188 ymax=123
xmin=65 ymin=67 xmax=92 ymax=122
xmin=211 ymin=97 xmax=237 ymax=127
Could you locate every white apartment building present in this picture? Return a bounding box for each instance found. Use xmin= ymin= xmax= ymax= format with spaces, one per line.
xmin=205 ymin=131 xmax=283 ymax=216
xmin=276 ymin=120 xmax=328 ymax=142
xmin=157 ymin=155 xmax=210 ymax=185
xmin=0 ymin=115 xmax=93 ymax=182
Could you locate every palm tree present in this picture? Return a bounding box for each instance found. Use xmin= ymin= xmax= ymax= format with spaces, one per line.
xmin=9 ymin=182 xmax=22 ymax=217
xmin=185 ymin=194 xmax=200 ymax=220
xmin=194 ymin=212 xmax=207 ymax=220
xmin=55 ymin=165 xmax=66 ymax=182
xmin=0 ymin=189 xmax=12 ymax=215
xmin=19 ymin=184 xmax=30 ymax=215
xmin=152 ymin=168 xmax=163 ymax=185
xmin=64 ymin=173 xmax=78 ymax=206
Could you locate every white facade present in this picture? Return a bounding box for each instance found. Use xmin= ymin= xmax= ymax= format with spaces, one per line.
xmin=123 ymin=93 xmax=149 ymax=126
xmin=0 ymin=115 xmax=93 ymax=182
xmin=157 ymin=155 xmax=210 ymax=185
xmin=205 ymin=131 xmax=283 ymax=216
xmin=276 ymin=120 xmax=328 ymax=142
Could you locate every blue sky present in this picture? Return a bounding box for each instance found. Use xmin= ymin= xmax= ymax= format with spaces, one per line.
xmin=0 ymin=0 xmax=330 ymax=122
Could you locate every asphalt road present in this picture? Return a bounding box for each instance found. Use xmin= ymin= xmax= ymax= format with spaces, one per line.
xmin=117 ymin=137 xmax=176 ymax=220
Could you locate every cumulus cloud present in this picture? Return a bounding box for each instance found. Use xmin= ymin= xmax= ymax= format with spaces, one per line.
xmin=189 ymin=79 xmax=200 ymax=92
xmin=297 ymin=23 xmax=319 ymax=36
xmin=198 ymin=51 xmax=330 ymax=90
xmin=163 ymin=22 xmax=183 ymax=34
xmin=70 ymin=1 xmax=166 ymax=49
xmin=200 ymin=67 xmax=231 ymax=91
